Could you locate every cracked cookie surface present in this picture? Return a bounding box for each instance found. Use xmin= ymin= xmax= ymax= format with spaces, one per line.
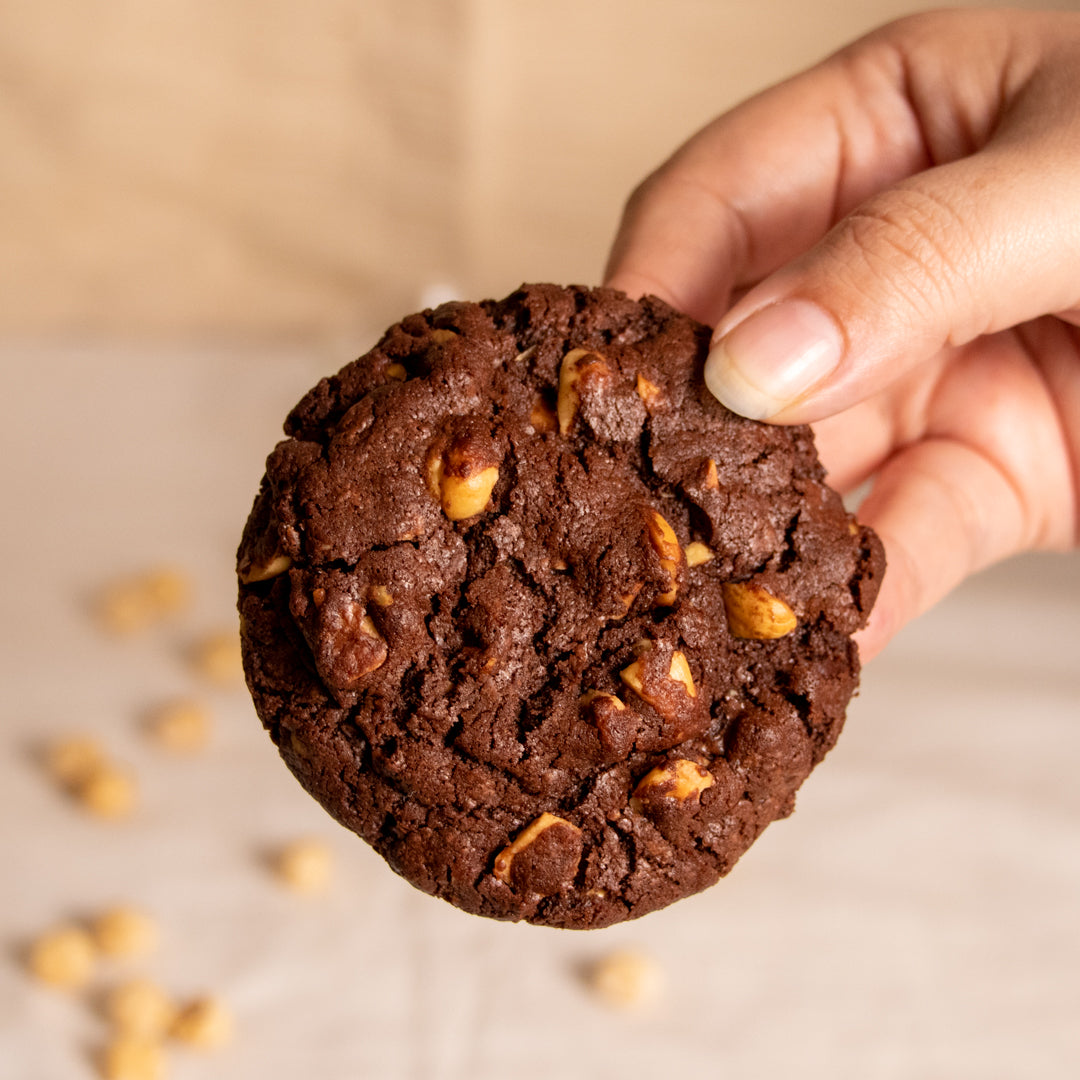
xmin=237 ymin=283 xmax=885 ymax=928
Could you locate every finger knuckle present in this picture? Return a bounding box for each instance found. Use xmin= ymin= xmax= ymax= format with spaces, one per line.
xmin=621 ymin=168 xmax=668 ymax=225
xmin=836 ymin=187 xmax=982 ymax=334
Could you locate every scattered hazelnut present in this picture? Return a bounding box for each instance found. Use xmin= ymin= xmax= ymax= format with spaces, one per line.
xmin=26 ymin=924 xmax=97 ymax=989
xmin=75 ymin=764 xmax=137 ymax=820
xmin=238 ymin=552 xmax=291 ymax=584
xmin=91 ymin=907 xmax=158 ymax=959
xmin=44 ymin=734 xmax=106 ymax=787
xmin=631 ymin=759 xmax=714 ymax=812
xmin=272 ymin=839 xmax=334 ymax=894
xmin=493 ymin=812 xmax=582 ymax=893
xmin=146 ymin=700 xmax=210 ymax=754
xmin=170 ymin=996 xmax=233 ymax=1050
xmin=385 ymin=362 xmax=408 ymax=381
xmin=684 ymin=541 xmax=714 ymax=567
xmin=557 ymin=348 xmax=610 ymax=434
xmin=191 ymin=631 xmax=244 ymax=685
xmin=105 ymin=979 xmax=175 ymax=1038
xmin=141 ymin=569 xmax=190 ymax=615
xmin=643 ymin=509 xmax=682 ymax=605
xmin=586 ymin=950 xmax=664 ymax=1008
xmin=722 ymin=580 xmax=798 ymax=639
xmin=97 ymin=567 xmax=190 ymax=634
xmin=98 ymin=584 xmax=154 ymax=635
xmin=429 ymin=328 xmax=459 ymax=345
xmin=99 ymin=1036 xmax=167 ymax=1080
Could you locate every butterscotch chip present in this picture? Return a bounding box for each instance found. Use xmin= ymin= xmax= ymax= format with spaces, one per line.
xmin=170 ymin=996 xmax=233 ymax=1050
xmin=26 ymin=925 xmax=97 ymax=989
xmin=75 ymin=765 xmax=137 ymax=819
xmin=146 ymin=700 xmax=211 ymax=753
xmin=191 ymin=631 xmax=244 ymax=685
xmin=587 ymin=950 xmax=664 ymax=1008
xmin=272 ymin=839 xmax=333 ymax=894
xmin=99 ymin=1036 xmax=167 ymax=1080
xmin=237 ymin=284 xmax=885 ymax=929
xmin=105 ymin=979 xmax=175 ymax=1038
xmin=44 ymin=735 xmax=106 ymax=787
xmin=91 ymin=907 xmax=158 ymax=959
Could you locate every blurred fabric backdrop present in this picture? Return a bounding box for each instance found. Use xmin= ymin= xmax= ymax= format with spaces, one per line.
xmin=3 ymin=4 xmax=1078 ymax=1080
xmin=2 ymin=0 xmax=1076 ymax=340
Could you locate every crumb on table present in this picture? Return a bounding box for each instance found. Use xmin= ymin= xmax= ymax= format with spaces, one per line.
xmin=170 ymin=995 xmax=233 ymax=1049
xmin=190 ymin=632 xmax=244 ymax=686
xmin=105 ymin=978 xmax=176 ymax=1038
xmin=271 ymin=839 xmax=334 ymax=894
xmin=99 ymin=1035 xmax=167 ymax=1080
xmin=586 ymin=949 xmax=664 ymax=1008
xmin=75 ymin=764 xmax=137 ymax=819
xmin=44 ymin=735 xmax=107 ymax=787
xmin=96 ymin=567 xmax=193 ymax=635
xmin=145 ymin=699 xmax=211 ymax=753
xmin=92 ymin=907 xmax=158 ymax=959
xmin=26 ymin=924 xmax=97 ymax=990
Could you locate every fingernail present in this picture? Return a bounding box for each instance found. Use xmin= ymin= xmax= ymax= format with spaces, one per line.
xmin=704 ymin=299 xmax=843 ymax=419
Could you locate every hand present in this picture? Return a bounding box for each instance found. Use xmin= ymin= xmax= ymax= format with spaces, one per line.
xmin=604 ymin=8 xmax=1080 ymax=660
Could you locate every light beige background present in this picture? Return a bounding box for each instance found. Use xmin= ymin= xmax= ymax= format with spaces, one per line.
xmin=2 ymin=4 xmax=1078 ymax=1080
xmin=1 ymin=0 xmax=1076 ymax=338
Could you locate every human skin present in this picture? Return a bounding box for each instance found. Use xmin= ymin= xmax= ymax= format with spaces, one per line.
xmin=604 ymin=8 xmax=1080 ymax=660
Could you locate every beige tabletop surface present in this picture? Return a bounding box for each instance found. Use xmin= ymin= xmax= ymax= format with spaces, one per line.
xmin=1 ymin=339 xmax=1078 ymax=1080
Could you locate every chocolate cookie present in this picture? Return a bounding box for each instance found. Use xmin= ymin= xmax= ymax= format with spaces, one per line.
xmin=237 ymin=283 xmax=884 ymax=929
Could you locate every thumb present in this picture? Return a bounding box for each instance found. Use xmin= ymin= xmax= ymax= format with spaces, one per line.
xmin=704 ymin=147 xmax=1080 ymax=423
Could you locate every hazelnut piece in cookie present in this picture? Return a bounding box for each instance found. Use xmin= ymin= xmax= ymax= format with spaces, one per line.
xmin=493 ymin=813 xmax=583 ymax=895
xmin=722 ymin=580 xmax=798 ymax=639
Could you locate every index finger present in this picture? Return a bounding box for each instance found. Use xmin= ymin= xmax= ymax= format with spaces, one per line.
xmin=603 ymin=13 xmax=1010 ymax=326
